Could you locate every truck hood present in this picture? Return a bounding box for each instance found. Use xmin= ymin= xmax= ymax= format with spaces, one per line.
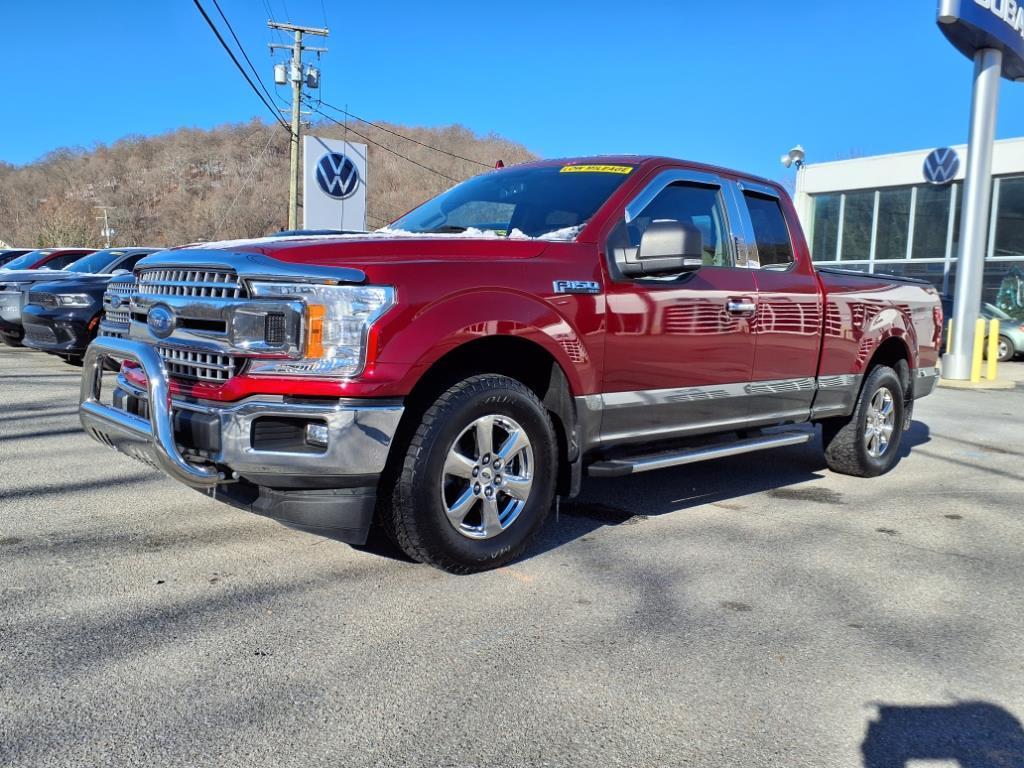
xmin=190 ymin=232 xmax=553 ymax=268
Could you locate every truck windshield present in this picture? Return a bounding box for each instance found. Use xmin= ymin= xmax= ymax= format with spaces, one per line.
xmin=386 ymin=164 xmax=636 ymax=239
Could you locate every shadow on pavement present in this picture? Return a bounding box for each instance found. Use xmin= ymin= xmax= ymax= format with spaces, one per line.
xmin=862 ymin=701 xmax=1024 ymax=767
xmin=524 ymin=421 xmax=931 ymax=561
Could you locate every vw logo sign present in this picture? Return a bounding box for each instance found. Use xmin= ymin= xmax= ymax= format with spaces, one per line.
xmin=147 ymin=305 xmax=176 ymax=339
xmin=923 ymin=148 xmax=960 ymax=186
xmin=316 ymin=152 xmax=360 ymax=200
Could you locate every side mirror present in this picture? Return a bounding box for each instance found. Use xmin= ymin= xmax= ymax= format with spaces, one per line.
xmin=111 ymin=269 xmax=130 ymax=276
xmin=636 ymin=220 xmax=704 ymax=276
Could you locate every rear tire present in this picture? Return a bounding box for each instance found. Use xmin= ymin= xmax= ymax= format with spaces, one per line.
xmin=997 ymin=335 xmax=1014 ymax=363
xmin=381 ymin=374 xmax=557 ymax=574
xmin=823 ymin=365 xmax=906 ymax=478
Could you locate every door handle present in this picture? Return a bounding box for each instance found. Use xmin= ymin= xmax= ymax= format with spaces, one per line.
xmin=727 ymin=299 xmax=757 ymax=314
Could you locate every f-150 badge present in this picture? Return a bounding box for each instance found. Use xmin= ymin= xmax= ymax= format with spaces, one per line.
xmin=553 ymin=280 xmax=600 ymax=295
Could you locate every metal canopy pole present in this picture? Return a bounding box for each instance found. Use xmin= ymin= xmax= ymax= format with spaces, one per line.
xmin=943 ymin=47 xmax=1002 ymax=380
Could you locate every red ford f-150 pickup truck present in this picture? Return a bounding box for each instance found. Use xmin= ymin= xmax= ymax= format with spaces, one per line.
xmin=79 ymin=157 xmax=942 ymax=572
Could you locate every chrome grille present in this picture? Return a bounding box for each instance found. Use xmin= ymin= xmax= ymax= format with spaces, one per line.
xmin=138 ymin=269 xmax=243 ymax=299
xmin=28 ymin=291 xmax=57 ymax=308
xmin=156 ymin=345 xmax=239 ymax=383
xmin=107 ymin=280 xmax=136 ymax=297
xmin=102 ymin=278 xmax=135 ymax=327
xmin=104 ymin=308 xmax=131 ymax=325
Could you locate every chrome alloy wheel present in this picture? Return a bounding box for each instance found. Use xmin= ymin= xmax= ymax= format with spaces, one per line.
xmin=999 ymin=338 xmax=1010 ymax=360
xmin=865 ymin=387 xmax=896 ymax=458
xmin=441 ymin=414 xmax=534 ymax=540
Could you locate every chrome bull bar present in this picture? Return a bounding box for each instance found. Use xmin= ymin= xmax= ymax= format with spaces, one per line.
xmin=79 ymin=336 xmax=223 ymax=488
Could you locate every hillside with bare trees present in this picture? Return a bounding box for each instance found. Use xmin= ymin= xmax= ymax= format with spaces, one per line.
xmin=0 ymin=119 xmax=535 ymax=248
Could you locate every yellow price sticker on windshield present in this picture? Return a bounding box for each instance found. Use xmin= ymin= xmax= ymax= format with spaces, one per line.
xmin=560 ymin=164 xmax=633 ymax=174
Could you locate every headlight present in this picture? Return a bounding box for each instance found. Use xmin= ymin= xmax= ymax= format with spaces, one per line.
xmin=246 ymin=282 xmax=394 ymax=377
xmin=56 ymin=294 xmax=94 ymax=307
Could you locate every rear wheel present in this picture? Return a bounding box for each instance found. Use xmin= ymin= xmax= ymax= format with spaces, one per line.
xmin=997 ymin=335 xmax=1014 ymax=362
xmin=382 ymin=374 xmax=557 ymax=573
xmin=823 ymin=365 xmax=906 ymax=478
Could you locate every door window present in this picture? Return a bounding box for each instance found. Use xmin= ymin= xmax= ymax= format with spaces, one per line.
xmin=743 ymin=192 xmax=795 ymax=269
xmin=609 ymin=182 xmax=732 ymax=276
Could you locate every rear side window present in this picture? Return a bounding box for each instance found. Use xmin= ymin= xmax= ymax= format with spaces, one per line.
xmin=44 ymin=252 xmax=88 ymax=270
xmin=744 ymin=192 xmax=795 ymax=269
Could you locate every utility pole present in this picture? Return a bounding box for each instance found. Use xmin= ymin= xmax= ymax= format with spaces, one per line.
xmin=269 ymin=20 xmax=328 ymax=230
xmin=95 ymin=205 xmax=116 ymax=248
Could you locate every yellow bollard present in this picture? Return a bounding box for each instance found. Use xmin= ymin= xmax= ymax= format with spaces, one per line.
xmin=946 ymin=319 xmax=954 ymax=355
xmin=987 ymin=319 xmax=1001 ymax=381
xmin=970 ymin=318 xmax=986 ymax=383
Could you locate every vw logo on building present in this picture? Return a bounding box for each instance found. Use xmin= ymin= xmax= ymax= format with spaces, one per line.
xmin=923 ymin=148 xmax=960 ymax=186
xmin=147 ymin=305 xmax=176 ymax=339
xmin=316 ymin=152 xmax=361 ymax=200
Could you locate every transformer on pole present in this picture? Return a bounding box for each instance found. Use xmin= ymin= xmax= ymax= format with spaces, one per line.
xmin=268 ymin=20 xmax=328 ymax=231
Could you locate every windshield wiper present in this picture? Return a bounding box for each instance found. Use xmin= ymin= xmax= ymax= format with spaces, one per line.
xmin=423 ymin=225 xmax=469 ymax=234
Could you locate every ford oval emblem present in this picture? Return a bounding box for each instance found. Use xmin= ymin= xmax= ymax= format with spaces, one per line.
xmin=147 ymin=305 xmax=176 ymax=339
xmin=108 ymin=295 xmax=123 ymax=309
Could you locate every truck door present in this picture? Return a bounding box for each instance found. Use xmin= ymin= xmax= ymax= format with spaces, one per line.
xmin=600 ymin=169 xmax=758 ymax=445
xmin=733 ymin=182 xmax=823 ymax=425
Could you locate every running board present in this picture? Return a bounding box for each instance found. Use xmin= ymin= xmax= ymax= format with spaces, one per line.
xmin=587 ymin=432 xmax=813 ymax=478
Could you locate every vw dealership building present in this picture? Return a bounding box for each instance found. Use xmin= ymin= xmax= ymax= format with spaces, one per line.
xmin=793 ymin=137 xmax=1024 ymax=316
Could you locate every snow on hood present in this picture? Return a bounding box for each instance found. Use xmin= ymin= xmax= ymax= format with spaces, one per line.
xmin=190 ymin=225 xmax=584 ymax=252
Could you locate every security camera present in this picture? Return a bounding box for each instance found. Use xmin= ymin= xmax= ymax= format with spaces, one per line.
xmin=781 ymin=145 xmax=806 ymax=169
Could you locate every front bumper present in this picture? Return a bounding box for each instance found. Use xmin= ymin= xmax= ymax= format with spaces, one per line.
xmin=0 ymin=290 xmax=25 ymax=337
xmin=22 ymin=306 xmax=94 ymax=354
xmin=79 ymin=336 xmax=404 ymax=541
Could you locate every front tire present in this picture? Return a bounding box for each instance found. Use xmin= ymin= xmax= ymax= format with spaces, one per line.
xmin=823 ymin=365 xmax=906 ymax=478
xmin=382 ymin=374 xmax=557 ymax=573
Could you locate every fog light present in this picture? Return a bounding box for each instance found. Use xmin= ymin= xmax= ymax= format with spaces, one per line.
xmin=305 ymin=423 xmax=330 ymax=449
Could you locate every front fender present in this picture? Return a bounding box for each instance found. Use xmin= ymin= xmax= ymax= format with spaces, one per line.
xmin=375 ymin=288 xmax=600 ymax=396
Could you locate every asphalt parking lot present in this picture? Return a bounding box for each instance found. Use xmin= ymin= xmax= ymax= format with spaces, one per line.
xmin=2 ymin=345 xmax=1023 ymax=768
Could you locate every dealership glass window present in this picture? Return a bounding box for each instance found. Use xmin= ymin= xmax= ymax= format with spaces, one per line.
xmin=912 ymin=185 xmax=953 ymax=259
xmin=840 ymin=191 xmax=874 ymax=261
xmin=874 ymin=187 xmax=912 ymax=261
xmin=994 ymin=176 xmax=1024 ymax=258
xmin=811 ymin=194 xmax=840 ymax=260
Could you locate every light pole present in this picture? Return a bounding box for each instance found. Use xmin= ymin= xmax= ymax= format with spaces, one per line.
xmin=936 ymin=1 xmax=1024 ymax=380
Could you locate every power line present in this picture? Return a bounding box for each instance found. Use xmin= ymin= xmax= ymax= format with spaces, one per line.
xmin=209 ymin=0 xmax=280 ymax=115
xmin=317 ymin=99 xmax=492 ymax=169
xmin=305 ymin=98 xmax=462 ymax=184
xmin=191 ymin=0 xmax=290 ymax=131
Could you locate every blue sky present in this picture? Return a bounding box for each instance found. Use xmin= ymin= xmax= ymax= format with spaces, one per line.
xmin=5 ymin=1 xmax=1024 ymax=184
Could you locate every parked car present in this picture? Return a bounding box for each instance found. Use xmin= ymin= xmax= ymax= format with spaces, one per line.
xmin=21 ymin=248 xmax=158 ymax=363
xmin=0 ymin=248 xmax=146 ymax=346
xmin=0 ymin=249 xmax=33 ymax=267
xmin=0 ymin=248 xmax=94 ymax=272
xmin=0 ymin=249 xmax=96 ymax=345
xmin=940 ymin=294 xmax=1024 ymax=361
xmin=78 ymin=156 xmax=942 ymax=573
